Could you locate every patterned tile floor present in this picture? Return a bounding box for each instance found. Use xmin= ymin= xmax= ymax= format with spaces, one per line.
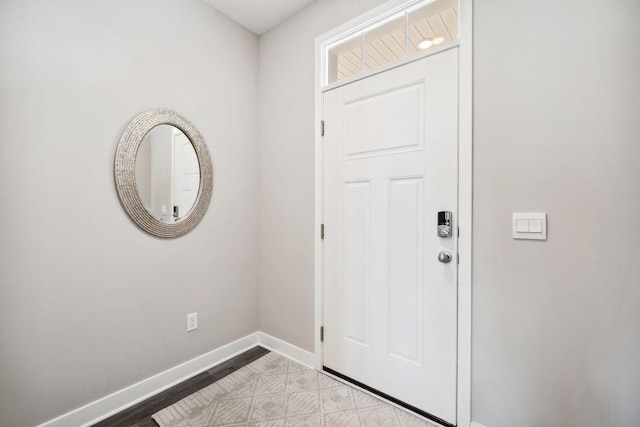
xmin=153 ymin=352 xmax=438 ymax=427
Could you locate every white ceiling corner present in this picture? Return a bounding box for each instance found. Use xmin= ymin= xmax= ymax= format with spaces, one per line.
xmin=203 ymin=0 xmax=317 ymax=35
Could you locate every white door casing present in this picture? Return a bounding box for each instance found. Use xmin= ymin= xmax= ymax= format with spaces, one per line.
xmin=322 ymin=49 xmax=458 ymax=424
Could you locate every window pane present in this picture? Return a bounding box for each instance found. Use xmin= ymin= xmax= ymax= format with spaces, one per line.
xmin=323 ymin=0 xmax=460 ymax=86
xmin=363 ymin=16 xmax=406 ymax=72
xmin=327 ymin=33 xmax=362 ymax=84
xmin=407 ymin=0 xmax=457 ymax=57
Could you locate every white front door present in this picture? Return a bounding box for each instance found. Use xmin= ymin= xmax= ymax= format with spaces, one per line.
xmin=323 ymin=49 xmax=458 ymax=424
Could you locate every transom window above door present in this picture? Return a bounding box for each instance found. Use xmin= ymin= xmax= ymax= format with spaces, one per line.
xmin=323 ymin=0 xmax=458 ymax=86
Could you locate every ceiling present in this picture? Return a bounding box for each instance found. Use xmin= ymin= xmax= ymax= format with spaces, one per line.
xmin=202 ymin=0 xmax=317 ymax=35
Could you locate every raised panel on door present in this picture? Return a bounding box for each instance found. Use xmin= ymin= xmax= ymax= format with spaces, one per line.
xmin=323 ymin=48 xmax=459 ymax=425
xmin=388 ymin=176 xmax=424 ymax=366
xmin=344 ymin=82 xmax=424 ymax=159
xmin=343 ymin=180 xmax=371 ymax=347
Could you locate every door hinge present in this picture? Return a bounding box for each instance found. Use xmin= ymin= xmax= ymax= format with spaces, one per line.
xmin=321 ymin=120 xmax=325 ymax=136
xmin=320 ymin=326 xmax=324 ymax=342
xmin=321 ymin=223 xmax=325 ymax=239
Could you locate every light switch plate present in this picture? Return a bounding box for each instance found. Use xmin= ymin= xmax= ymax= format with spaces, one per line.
xmin=513 ymin=212 xmax=547 ymax=240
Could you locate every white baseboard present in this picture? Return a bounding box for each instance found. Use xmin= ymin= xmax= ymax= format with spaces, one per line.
xmin=36 ymin=332 xmax=319 ymax=427
xmin=471 ymin=422 xmax=488 ymax=427
xmin=37 ymin=332 xmax=260 ymax=427
xmin=256 ymin=331 xmax=318 ymax=368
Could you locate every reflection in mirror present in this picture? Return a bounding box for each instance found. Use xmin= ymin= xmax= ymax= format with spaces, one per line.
xmin=135 ymin=125 xmax=200 ymax=224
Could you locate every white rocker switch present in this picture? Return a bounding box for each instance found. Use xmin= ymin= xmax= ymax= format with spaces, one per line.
xmin=528 ymin=219 xmax=543 ymax=233
xmin=515 ymin=219 xmax=529 ymax=233
xmin=513 ymin=212 xmax=547 ymax=240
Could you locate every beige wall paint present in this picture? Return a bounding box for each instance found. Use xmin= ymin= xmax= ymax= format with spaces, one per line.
xmin=0 ymin=1 xmax=259 ymax=426
xmin=258 ymin=0 xmax=388 ymax=353
xmin=473 ymin=0 xmax=640 ymax=426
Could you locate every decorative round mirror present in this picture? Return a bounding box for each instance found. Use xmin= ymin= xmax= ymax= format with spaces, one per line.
xmin=115 ymin=109 xmax=213 ymax=237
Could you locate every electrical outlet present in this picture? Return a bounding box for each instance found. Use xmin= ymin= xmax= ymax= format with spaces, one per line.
xmin=187 ymin=312 xmax=198 ymax=332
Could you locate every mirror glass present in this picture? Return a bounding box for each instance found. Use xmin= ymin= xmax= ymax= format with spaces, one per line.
xmin=135 ymin=124 xmax=200 ymax=223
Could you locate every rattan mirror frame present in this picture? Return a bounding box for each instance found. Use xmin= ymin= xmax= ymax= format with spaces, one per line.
xmin=114 ymin=109 xmax=213 ymax=238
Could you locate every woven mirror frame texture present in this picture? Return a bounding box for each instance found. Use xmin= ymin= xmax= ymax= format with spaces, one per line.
xmin=114 ymin=109 xmax=213 ymax=238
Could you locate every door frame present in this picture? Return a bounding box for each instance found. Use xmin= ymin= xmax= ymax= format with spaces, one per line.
xmin=313 ymin=0 xmax=472 ymax=425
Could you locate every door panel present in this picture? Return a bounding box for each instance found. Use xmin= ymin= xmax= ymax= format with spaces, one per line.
xmin=388 ymin=176 xmax=424 ymax=365
xmin=343 ymin=180 xmax=371 ymax=347
xmin=344 ymin=82 xmax=424 ymax=159
xmin=173 ymin=131 xmax=200 ymax=220
xmin=323 ymin=48 xmax=458 ymax=424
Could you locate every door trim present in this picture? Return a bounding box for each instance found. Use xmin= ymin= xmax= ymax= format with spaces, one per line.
xmin=313 ymin=1 xmax=472 ymax=426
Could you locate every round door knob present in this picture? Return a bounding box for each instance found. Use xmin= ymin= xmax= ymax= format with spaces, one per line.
xmin=438 ymin=251 xmax=452 ymax=264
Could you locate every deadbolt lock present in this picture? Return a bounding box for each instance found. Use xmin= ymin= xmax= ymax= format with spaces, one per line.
xmin=438 ymin=211 xmax=452 ymax=238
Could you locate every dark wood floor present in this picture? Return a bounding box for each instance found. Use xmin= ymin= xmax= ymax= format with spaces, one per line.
xmin=92 ymin=346 xmax=270 ymax=427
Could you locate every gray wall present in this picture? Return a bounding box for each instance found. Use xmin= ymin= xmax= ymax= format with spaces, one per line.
xmin=258 ymin=0 xmax=388 ymax=353
xmin=473 ymin=0 xmax=640 ymax=426
xmin=0 ymin=1 xmax=259 ymax=426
